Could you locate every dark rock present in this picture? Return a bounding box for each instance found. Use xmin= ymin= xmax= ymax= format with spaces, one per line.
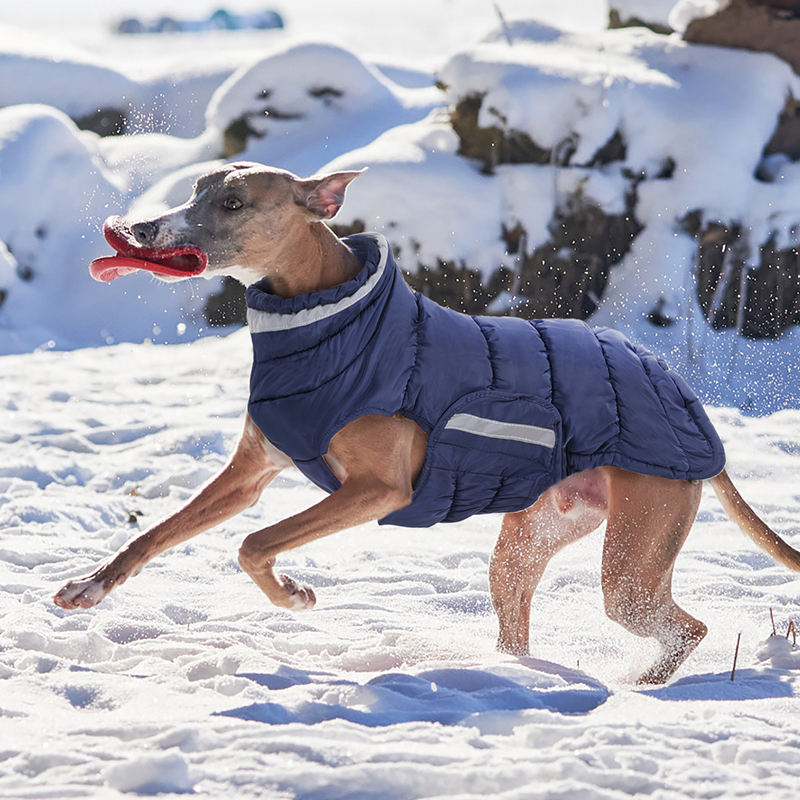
xmin=404 ymin=259 xmax=495 ymax=314
xmin=223 ymin=116 xmax=264 ymax=158
xmin=332 ymin=189 xmax=641 ymax=322
xmin=589 ymin=130 xmax=628 ymax=167
xmin=685 ymin=0 xmax=800 ymax=76
xmin=692 ymin=221 xmax=800 ymax=338
xmin=329 ymin=220 xmax=366 ymax=238
xmin=222 ymin=100 xmax=304 ymax=158
xmin=743 ymin=238 xmax=800 ymax=337
xmin=608 ymin=8 xmax=672 ymax=34
xmin=693 ymin=221 xmax=745 ymax=330
xmin=763 ymin=95 xmax=800 ymax=161
xmin=656 ymin=156 xmax=676 ymax=179
xmin=450 ymin=93 xmax=628 ymax=172
xmin=308 ymin=86 xmax=344 ymax=104
xmin=646 ymin=296 xmax=675 ymax=327
xmin=73 ymin=107 xmax=127 ymax=137
xmin=450 ymin=93 xmax=558 ymax=173
xmin=204 ymin=277 xmax=247 ymax=327
xmin=512 ymin=191 xmax=642 ymax=319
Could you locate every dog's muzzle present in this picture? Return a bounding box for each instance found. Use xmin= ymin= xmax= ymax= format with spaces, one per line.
xmin=89 ymin=215 xmax=208 ymax=282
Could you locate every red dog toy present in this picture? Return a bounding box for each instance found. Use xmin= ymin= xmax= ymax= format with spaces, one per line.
xmin=89 ymin=216 xmax=207 ymax=282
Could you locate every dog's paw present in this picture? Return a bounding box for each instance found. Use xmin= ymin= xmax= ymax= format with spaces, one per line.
xmin=278 ymin=574 xmax=316 ymax=611
xmin=53 ymin=574 xmax=112 ymax=610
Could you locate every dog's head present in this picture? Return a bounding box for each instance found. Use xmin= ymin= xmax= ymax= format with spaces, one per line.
xmin=91 ymin=162 xmax=364 ymax=284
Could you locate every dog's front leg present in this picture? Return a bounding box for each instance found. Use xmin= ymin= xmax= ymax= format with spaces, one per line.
xmin=237 ymin=476 xmax=410 ymax=609
xmin=53 ymin=416 xmax=285 ymax=610
xmin=237 ymin=413 xmax=422 ymax=610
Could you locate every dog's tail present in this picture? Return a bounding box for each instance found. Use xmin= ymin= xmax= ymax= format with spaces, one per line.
xmin=710 ymin=469 xmax=800 ymax=571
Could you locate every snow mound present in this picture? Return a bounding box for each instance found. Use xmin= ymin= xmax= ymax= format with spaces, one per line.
xmin=0 ymin=105 xmax=217 ymax=352
xmin=205 ymin=42 xmax=439 ymax=174
xmin=0 ymin=24 xmax=143 ymax=120
xmin=105 ymin=751 xmax=193 ymax=794
xmin=755 ymin=634 xmax=800 ymax=670
xmin=207 ymin=43 xmax=400 ymax=131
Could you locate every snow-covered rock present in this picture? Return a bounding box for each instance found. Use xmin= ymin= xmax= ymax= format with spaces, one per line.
xmin=0 ymin=105 xmax=215 ymax=352
xmin=333 ymin=23 xmax=800 ymax=323
xmin=327 ymin=21 xmax=800 ymax=408
xmin=205 ymin=43 xmax=440 ymax=175
xmin=609 ymin=0 xmax=677 ymax=32
xmin=0 ymin=23 xmax=237 ymax=138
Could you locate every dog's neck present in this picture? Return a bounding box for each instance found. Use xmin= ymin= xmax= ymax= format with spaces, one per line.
xmin=238 ymin=221 xmax=362 ymax=297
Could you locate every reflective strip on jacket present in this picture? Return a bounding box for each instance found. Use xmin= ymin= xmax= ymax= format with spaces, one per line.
xmin=245 ymin=233 xmax=725 ymax=527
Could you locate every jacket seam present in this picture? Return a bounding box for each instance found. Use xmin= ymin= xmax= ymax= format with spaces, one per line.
xmin=472 ymin=317 xmax=496 ymax=389
xmin=401 ymin=294 xmax=424 ymax=412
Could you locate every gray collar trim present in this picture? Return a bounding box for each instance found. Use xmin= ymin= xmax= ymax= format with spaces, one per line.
xmin=246 ymin=233 xmax=389 ymax=334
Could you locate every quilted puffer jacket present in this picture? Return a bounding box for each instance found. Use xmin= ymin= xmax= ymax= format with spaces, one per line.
xmin=246 ymin=233 xmax=725 ymax=527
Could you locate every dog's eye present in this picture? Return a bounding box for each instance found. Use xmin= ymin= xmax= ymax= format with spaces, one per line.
xmin=223 ymin=197 xmax=243 ymax=211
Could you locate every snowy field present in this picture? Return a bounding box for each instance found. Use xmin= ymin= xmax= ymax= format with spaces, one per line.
xmin=4 ymin=0 xmax=800 ymax=798
xmin=3 ymin=331 xmax=800 ymax=798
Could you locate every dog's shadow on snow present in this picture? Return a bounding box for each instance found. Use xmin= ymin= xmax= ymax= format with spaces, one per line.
xmin=638 ymin=668 xmax=794 ymax=702
xmin=217 ymin=662 xmax=796 ymax=727
xmin=217 ymin=658 xmax=609 ymax=728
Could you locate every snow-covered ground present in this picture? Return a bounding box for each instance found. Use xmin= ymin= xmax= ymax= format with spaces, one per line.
xmin=3 ymin=331 xmax=800 ymax=798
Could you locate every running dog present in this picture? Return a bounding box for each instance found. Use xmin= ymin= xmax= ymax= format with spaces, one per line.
xmin=53 ymin=162 xmax=800 ymax=684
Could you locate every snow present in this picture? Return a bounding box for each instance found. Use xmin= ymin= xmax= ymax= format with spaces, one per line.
xmin=3 ymin=332 xmax=800 ymax=798
xmin=0 ymin=24 xmax=144 ymax=120
xmin=611 ymin=0 xmax=677 ymax=26
xmin=669 ymin=0 xmax=731 ymax=34
xmin=204 ymin=42 xmax=439 ymax=176
xmin=438 ymin=25 xmax=799 ymax=220
xmin=4 ymin=2 xmax=800 ymax=796
xmin=0 ymin=104 xmax=214 ymax=353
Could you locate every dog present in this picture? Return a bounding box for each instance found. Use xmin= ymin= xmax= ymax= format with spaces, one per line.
xmin=53 ymin=161 xmax=800 ymax=684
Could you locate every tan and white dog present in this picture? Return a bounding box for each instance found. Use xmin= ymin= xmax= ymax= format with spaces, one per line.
xmin=54 ymin=162 xmax=800 ymax=684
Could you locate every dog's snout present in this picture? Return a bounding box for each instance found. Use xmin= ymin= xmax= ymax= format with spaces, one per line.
xmin=131 ymin=221 xmax=159 ymax=246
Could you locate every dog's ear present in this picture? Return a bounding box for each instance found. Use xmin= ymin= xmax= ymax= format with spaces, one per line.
xmin=294 ymin=169 xmax=366 ymax=219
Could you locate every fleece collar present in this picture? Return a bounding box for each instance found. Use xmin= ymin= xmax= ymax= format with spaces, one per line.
xmin=245 ymin=233 xmax=390 ymax=336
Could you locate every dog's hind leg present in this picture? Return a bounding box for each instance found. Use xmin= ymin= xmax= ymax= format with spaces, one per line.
xmin=601 ymin=468 xmax=705 ymax=684
xmin=490 ymin=469 xmax=608 ymax=656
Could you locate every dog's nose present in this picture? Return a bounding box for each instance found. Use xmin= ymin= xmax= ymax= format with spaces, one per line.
xmin=131 ymin=221 xmax=159 ymax=246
